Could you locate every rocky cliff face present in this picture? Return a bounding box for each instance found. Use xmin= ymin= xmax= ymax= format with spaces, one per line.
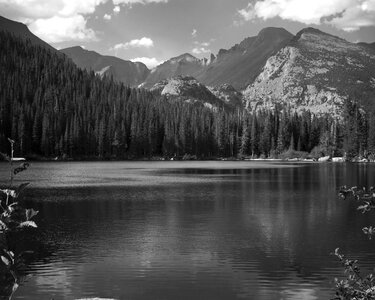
xmin=196 ymin=27 xmax=293 ymax=90
xmin=243 ymin=28 xmax=375 ymax=117
xmin=207 ymin=84 xmax=243 ymax=108
xmin=144 ymin=28 xmax=293 ymax=90
xmin=150 ymin=76 xmax=236 ymax=110
xmin=3 ymin=13 xmax=375 ymax=118
xmin=143 ymin=53 xmax=207 ymax=89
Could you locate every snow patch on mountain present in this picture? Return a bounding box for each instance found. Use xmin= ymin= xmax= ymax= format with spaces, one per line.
xmin=95 ymin=65 xmax=111 ymax=78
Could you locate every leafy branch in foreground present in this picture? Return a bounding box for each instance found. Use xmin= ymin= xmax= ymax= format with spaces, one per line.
xmin=0 ymin=138 xmax=37 ymax=299
xmin=332 ymin=186 xmax=375 ymax=299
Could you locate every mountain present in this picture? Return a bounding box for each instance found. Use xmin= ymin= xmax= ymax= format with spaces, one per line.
xmin=143 ymin=28 xmax=293 ymax=90
xmin=0 ymin=15 xmax=56 ymax=52
xmin=243 ymin=27 xmax=375 ymax=116
xmin=357 ymin=42 xmax=375 ymax=51
xmin=207 ymin=84 xmax=243 ymax=107
xmin=196 ymin=27 xmax=293 ymax=90
xmin=143 ymin=53 xmax=207 ymax=88
xmin=150 ymin=76 xmax=237 ymax=110
xmin=0 ymin=15 xmax=149 ymax=87
xmin=61 ymin=46 xmax=150 ymax=87
xmin=0 ymin=30 xmax=243 ymax=159
xmin=2 ymin=18 xmax=375 ymax=159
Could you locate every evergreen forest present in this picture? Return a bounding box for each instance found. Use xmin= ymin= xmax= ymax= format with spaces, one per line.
xmin=0 ymin=31 xmax=374 ymax=160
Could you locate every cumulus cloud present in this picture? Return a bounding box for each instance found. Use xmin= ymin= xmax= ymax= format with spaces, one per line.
xmin=0 ymin=0 xmax=106 ymax=20
xmin=194 ymin=41 xmax=210 ymax=47
xmin=111 ymin=37 xmax=154 ymax=51
xmin=0 ymin=0 xmax=108 ymax=43
xmin=0 ymin=0 xmax=169 ymax=43
xmin=103 ymin=14 xmax=112 ymax=20
xmin=113 ymin=0 xmax=168 ymax=5
xmin=192 ymin=47 xmax=211 ymax=55
xmin=330 ymin=1 xmax=375 ymax=31
xmin=191 ymin=39 xmax=212 ymax=55
xmin=130 ymin=57 xmax=163 ymax=69
xmin=29 ymin=15 xmax=97 ymax=43
xmin=238 ymin=0 xmax=375 ymax=31
xmin=113 ymin=5 xmax=121 ymax=14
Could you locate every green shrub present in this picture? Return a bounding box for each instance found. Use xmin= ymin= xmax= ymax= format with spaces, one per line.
xmin=0 ymin=139 xmax=38 ymax=299
xmin=333 ymin=186 xmax=375 ymax=299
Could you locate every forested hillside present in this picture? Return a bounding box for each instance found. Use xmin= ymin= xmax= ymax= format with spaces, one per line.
xmin=0 ymin=31 xmax=373 ymax=159
xmin=0 ymin=31 xmax=237 ymax=159
xmin=60 ymin=46 xmax=150 ymax=87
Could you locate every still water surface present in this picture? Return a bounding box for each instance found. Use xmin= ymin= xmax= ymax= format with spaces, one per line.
xmin=1 ymin=161 xmax=375 ymax=300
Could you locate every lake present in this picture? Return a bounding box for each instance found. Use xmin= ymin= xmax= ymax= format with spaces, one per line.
xmin=1 ymin=161 xmax=375 ymax=300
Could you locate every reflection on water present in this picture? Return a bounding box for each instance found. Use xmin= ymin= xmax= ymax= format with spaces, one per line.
xmin=1 ymin=162 xmax=375 ymax=299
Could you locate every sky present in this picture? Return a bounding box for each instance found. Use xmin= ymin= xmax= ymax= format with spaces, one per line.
xmin=1 ymin=0 xmax=375 ymax=69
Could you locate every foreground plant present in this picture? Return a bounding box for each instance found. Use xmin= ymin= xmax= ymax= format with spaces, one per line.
xmin=332 ymin=186 xmax=375 ymax=300
xmin=0 ymin=138 xmax=38 ymax=299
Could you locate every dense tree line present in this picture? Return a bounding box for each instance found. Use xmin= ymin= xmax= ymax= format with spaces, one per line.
xmin=0 ymin=31 xmax=373 ymax=159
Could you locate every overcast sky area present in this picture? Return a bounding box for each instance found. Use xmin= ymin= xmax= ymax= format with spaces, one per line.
xmin=1 ymin=0 xmax=375 ymax=68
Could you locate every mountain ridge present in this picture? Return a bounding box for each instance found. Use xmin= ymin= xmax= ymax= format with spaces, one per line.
xmin=142 ymin=53 xmax=208 ymax=88
xmin=2 ymin=15 xmax=375 ymax=160
xmin=243 ymin=27 xmax=375 ymax=116
xmin=150 ymin=76 xmax=238 ymax=111
xmin=60 ymin=46 xmax=150 ymax=87
xmin=2 ymin=14 xmax=375 ymax=118
xmin=195 ymin=27 xmax=294 ymax=90
xmin=0 ymin=15 xmax=56 ymax=52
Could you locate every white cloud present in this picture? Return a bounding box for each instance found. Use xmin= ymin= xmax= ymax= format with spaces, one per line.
xmin=113 ymin=0 xmax=168 ymax=5
xmin=111 ymin=43 xmax=126 ymax=51
xmin=29 ymin=15 xmax=97 ymax=43
xmin=238 ymin=0 xmax=375 ymax=31
xmin=0 ymin=0 xmax=107 ymax=20
xmin=0 ymin=0 xmax=108 ymax=43
xmin=104 ymin=13 xmax=112 ymax=20
xmin=330 ymin=1 xmax=375 ymax=31
xmin=238 ymin=4 xmax=257 ymax=22
xmin=130 ymin=57 xmax=163 ymax=69
xmin=192 ymin=29 xmax=197 ymax=38
xmin=127 ymin=37 xmax=154 ymax=48
xmin=194 ymin=41 xmax=210 ymax=47
xmin=111 ymin=37 xmax=154 ymax=50
xmin=113 ymin=5 xmax=121 ymax=14
xmin=192 ymin=47 xmax=211 ymax=55
xmin=192 ymin=40 xmax=212 ymax=55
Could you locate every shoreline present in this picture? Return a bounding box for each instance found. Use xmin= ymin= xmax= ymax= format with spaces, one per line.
xmin=1 ymin=157 xmax=372 ymax=163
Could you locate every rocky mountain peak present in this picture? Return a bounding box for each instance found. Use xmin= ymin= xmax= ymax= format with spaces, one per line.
xmin=150 ymin=76 xmax=235 ymax=110
xmin=170 ymin=53 xmax=200 ymax=64
xmin=257 ymin=27 xmax=293 ymax=41
xmin=292 ymin=27 xmax=348 ymax=46
xmin=217 ymin=27 xmax=293 ymax=59
xmin=207 ymin=53 xmax=216 ymax=64
xmin=142 ymin=54 xmax=206 ymax=88
xmin=68 ymin=45 xmax=85 ymax=51
xmin=243 ymin=27 xmax=375 ymax=117
xmin=207 ymin=84 xmax=243 ymax=107
xmin=195 ymin=27 xmax=293 ymax=90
